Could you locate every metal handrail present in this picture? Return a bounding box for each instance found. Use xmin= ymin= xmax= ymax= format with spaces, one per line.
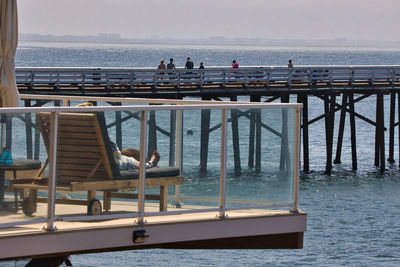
xmin=16 ymin=65 xmax=400 ymax=91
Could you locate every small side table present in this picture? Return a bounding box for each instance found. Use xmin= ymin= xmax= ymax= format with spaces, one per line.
xmin=0 ymin=159 xmax=41 ymax=211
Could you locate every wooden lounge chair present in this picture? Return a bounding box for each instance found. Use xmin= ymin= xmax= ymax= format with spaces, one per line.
xmin=11 ymin=112 xmax=183 ymax=216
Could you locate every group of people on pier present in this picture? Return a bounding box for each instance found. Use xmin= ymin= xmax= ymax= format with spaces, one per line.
xmin=157 ymin=58 xmax=293 ymax=69
xmin=157 ymin=57 xmax=239 ymax=70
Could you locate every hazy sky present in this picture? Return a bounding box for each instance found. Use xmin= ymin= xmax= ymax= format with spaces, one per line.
xmin=17 ymin=0 xmax=400 ymax=41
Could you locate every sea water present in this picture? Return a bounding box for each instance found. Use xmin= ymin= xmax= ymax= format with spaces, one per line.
xmin=5 ymin=42 xmax=400 ymax=266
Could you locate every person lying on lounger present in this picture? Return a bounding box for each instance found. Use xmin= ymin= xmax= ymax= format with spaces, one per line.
xmin=110 ymin=141 xmax=160 ymax=170
xmin=76 ymin=102 xmax=160 ymax=170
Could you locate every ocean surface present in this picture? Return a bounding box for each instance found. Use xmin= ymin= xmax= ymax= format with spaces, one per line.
xmin=5 ymin=42 xmax=400 ymax=266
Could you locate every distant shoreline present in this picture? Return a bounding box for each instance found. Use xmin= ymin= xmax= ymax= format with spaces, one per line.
xmin=18 ymin=34 xmax=400 ymax=49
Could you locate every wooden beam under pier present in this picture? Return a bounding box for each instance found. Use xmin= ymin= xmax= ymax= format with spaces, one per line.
xmin=349 ymin=93 xmax=357 ymax=170
xmin=334 ymin=94 xmax=348 ymax=165
xmin=200 ymin=97 xmax=211 ymax=174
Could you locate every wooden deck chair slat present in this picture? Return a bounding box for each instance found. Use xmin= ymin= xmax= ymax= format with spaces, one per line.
xmin=58 ymin=119 xmax=97 ymax=126
xmin=57 ymin=138 xmax=99 ymax=146
xmin=58 ymin=144 xmax=101 ymax=152
xmin=54 ymin=158 xmax=101 ymax=165
xmin=57 ymin=151 xmax=103 ymax=159
xmin=58 ymin=132 xmax=99 ymax=139
xmin=56 ymin=163 xmax=103 ymax=171
xmin=58 ymin=126 xmax=96 ymax=133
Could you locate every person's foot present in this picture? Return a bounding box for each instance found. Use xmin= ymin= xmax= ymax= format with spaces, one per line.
xmin=150 ymin=151 xmax=160 ymax=167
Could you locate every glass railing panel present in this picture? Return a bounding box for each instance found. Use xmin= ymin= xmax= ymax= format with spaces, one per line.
xmin=0 ymin=111 xmax=48 ymax=227
xmin=0 ymin=99 xmax=300 ymax=227
xmin=168 ymin=108 xmax=222 ymax=212
xmin=53 ymin=109 xmax=144 ymax=218
xmin=225 ymin=107 xmax=296 ymax=209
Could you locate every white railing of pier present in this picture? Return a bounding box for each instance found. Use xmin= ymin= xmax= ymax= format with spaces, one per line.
xmin=15 ymin=65 xmax=400 ymax=90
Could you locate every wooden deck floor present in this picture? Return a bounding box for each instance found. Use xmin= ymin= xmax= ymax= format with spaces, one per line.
xmin=0 ymin=196 xmax=306 ymax=261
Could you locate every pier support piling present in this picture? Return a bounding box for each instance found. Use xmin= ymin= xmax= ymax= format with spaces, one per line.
xmin=169 ymin=110 xmax=176 ymax=166
xmin=324 ymin=94 xmax=336 ymax=175
xmin=349 ymin=93 xmax=357 ymax=170
xmin=248 ymin=101 xmax=256 ymax=168
xmin=398 ymin=93 xmax=400 ymax=167
xmin=200 ymin=97 xmax=211 ymax=174
xmin=375 ymin=93 xmax=385 ymax=172
xmin=255 ymin=96 xmax=262 ymax=172
xmin=388 ymin=92 xmax=396 ymax=164
xmin=230 ymin=95 xmax=241 ymax=176
xmin=298 ymin=94 xmax=309 ymax=173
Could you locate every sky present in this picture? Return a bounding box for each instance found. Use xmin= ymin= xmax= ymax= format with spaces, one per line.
xmin=17 ymin=0 xmax=400 ymax=42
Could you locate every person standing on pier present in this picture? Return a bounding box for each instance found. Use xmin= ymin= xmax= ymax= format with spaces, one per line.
xmin=185 ymin=57 xmax=194 ymax=69
xmin=232 ymin=60 xmax=239 ymax=79
xmin=288 ymin=59 xmax=293 ymax=68
xmin=167 ymin=58 xmax=176 ymax=81
xmin=167 ymin=58 xmax=175 ymax=70
xmin=157 ymin=59 xmax=166 ymax=70
xmin=232 ymin=60 xmax=239 ymax=68
xmin=157 ymin=59 xmax=166 ymax=80
xmin=184 ymin=57 xmax=194 ymax=80
xmin=199 ymin=62 xmax=205 ymax=69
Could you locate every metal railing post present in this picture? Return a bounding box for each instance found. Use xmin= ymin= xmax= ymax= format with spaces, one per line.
xmin=45 ymin=111 xmax=58 ymax=231
xmin=174 ymin=108 xmax=183 ymax=207
xmin=292 ymin=108 xmax=301 ymax=213
xmin=62 ymin=99 xmax=70 ymax=106
xmin=137 ymin=110 xmax=147 ymax=224
xmin=219 ymin=108 xmax=228 ymax=218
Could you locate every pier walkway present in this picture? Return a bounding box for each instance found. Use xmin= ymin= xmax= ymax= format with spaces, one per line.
xmin=15 ymin=65 xmax=400 ymax=174
xmin=16 ymin=65 xmax=400 ymax=97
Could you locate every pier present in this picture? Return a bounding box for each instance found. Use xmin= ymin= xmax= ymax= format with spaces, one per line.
xmin=16 ymin=65 xmax=400 ymax=174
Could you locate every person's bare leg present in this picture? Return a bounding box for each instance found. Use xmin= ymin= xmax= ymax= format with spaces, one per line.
xmin=121 ymin=148 xmax=144 ymax=161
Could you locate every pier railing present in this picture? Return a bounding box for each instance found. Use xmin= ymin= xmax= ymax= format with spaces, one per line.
xmin=15 ymin=65 xmax=400 ymax=93
xmin=0 ymin=96 xmax=302 ymax=231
